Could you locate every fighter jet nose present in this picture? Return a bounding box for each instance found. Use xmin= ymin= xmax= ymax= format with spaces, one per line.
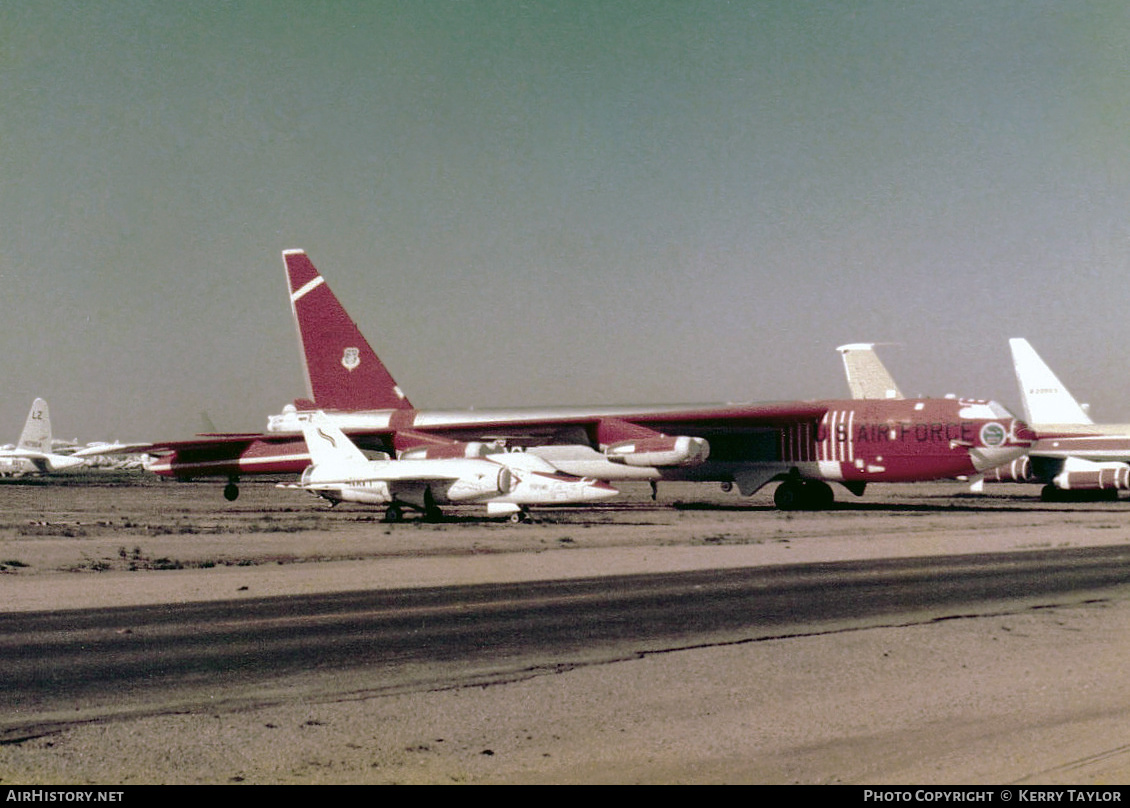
xmin=587 ymin=480 xmax=620 ymax=501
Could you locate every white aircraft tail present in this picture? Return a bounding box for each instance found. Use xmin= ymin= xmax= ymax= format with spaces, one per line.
xmin=16 ymin=398 xmax=52 ymax=453
xmin=1009 ymin=338 xmax=1091 ymax=426
xmin=299 ymin=413 xmax=371 ymax=469
xmin=837 ymin=344 xmax=904 ymax=400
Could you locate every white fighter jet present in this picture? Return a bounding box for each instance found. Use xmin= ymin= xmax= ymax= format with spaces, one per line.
xmin=291 ymin=413 xmax=617 ymax=522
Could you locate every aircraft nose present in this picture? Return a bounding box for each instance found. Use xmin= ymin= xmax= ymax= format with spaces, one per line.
xmin=968 ymin=417 xmax=1033 ymax=472
xmin=585 ymin=479 xmax=620 ymax=501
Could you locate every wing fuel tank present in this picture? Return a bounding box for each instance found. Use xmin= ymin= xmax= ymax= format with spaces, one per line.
xmin=603 ymin=434 xmax=710 ymax=467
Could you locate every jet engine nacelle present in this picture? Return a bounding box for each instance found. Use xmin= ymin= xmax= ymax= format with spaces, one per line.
xmin=1051 ymin=458 xmax=1130 ymax=491
xmin=602 ymin=435 xmax=710 ymax=467
xmin=981 ymin=456 xmax=1034 ymax=483
xmin=444 ymin=465 xmax=513 ymax=501
xmin=398 ymin=441 xmax=492 ymax=460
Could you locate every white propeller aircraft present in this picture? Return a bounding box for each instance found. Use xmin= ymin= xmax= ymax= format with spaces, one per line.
xmin=0 ymin=398 xmax=87 ymax=476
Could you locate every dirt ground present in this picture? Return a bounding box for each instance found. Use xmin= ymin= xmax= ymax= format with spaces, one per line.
xmin=3 ymin=475 xmax=1130 ymax=784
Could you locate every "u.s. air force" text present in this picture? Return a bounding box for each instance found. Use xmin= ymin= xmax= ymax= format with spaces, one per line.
xmin=819 ymin=422 xmax=979 ymax=443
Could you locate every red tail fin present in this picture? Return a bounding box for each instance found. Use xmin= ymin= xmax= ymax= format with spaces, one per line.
xmin=284 ymin=250 xmax=413 ymax=411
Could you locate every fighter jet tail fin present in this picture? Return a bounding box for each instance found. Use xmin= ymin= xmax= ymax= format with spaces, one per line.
xmin=298 ymin=413 xmax=371 ymax=469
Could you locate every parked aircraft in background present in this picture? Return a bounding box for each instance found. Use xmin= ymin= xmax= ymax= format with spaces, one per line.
xmin=72 ymin=440 xmax=153 ymax=469
xmin=289 ymin=413 xmax=617 ymax=521
xmin=0 ymin=398 xmax=86 ymax=476
xmin=994 ymin=338 xmax=1130 ymax=500
xmin=837 ymin=343 xmax=904 ymax=400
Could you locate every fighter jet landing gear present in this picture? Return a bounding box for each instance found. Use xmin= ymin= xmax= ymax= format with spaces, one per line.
xmin=773 ymin=478 xmax=835 ymax=511
xmin=381 ymin=501 xmax=446 ymax=523
xmin=223 ymin=478 xmax=240 ymax=501
xmin=421 ymin=488 xmax=445 ymax=522
xmin=508 ymin=508 xmax=535 ymax=524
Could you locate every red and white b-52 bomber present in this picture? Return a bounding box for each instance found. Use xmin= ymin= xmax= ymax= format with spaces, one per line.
xmin=144 ymin=250 xmax=1032 ymax=512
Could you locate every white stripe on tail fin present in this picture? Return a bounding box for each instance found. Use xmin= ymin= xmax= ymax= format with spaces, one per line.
xmin=284 ymin=250 xmax=412 ymax=411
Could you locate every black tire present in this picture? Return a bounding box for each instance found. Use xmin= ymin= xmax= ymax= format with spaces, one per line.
xmin=804 ymin=480 xmax=835 ymax=509
xmin=774 ymin=480 xmax=805 ymax=510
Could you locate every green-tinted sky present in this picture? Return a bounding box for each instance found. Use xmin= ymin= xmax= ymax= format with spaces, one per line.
xmin=3 ymin=1 xmax=1130 ymax=440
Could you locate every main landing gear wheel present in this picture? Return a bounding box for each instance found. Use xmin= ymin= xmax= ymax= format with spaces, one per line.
xmin=773 ymin=479 xmax=834 ymax=511
xmin=383 ymin=505 xmax=404 ymax=523
xmin=223 ymin=481 xmax=240 ymax=501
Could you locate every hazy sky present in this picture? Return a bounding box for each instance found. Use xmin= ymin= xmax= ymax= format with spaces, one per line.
xmin=3 ymin=1 xmax=1130 ymax=441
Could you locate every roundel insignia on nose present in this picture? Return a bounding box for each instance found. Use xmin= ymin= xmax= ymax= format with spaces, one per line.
xmin=980 ymin=422 xmax=1006 ymax=447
